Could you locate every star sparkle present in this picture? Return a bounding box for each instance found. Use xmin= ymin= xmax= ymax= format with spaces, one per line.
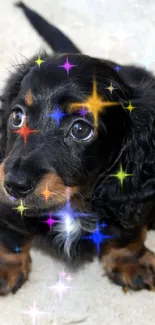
xmin=110 ymin=164 xmax=133 ymax=187
xmin=34 ymin=56 xmax=45 ymax=67
xmin=13 ymin=200 xmax=29 ymax=217
xmin=22 ymin=300 xmax=47 ymax=325
xmin=69 ymin=80 xmax=120 ymax=127
xmin=46 ymin=105 xmax=67 ymax=125
xmin=79 ymin=106 xmax=88 ymax=117
xmin=13 ymin=117 xmax=38 ymax=144
xmin=41 ymin=184 xmax=52 ymax=202
xmin=59 ymin=268 xmax=66 ymax=278
xmin=54 ymin=200 xmax=76 ymax=235
xmin=42 ymin=212 xmax=59 ymax=231
xmin=9 ymin=196 xmax=16 ymax=201
xmin=83 ymin=222 xmax=114 ymax=255
xmin=105 ymin=82 xmax=117 ymax=94
xmin=112 ymin=22 xmax=133 ymax=47
xmin=115 ymin=65 xmax=121 ymax=72
xmin=59 ymin=56 xmax=76 ymax=76
xmin=14 ymin=246 xmax=21 ymax=254
xmin=54 ymin=200 xmax=91 ymax=236
xmin=49 ymin=276 xmax=71 ymax=302
xmin=65 ymin=274 xmax=74 ymax=283
xmin=126 ymin=101 xmax=136 ymax=113
xmin=101 ymin=222 xmax=107 ymax=228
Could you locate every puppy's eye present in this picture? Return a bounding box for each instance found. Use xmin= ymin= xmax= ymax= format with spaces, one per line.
xmin=10 ymin=107 xmax=25 ymax=128
xmin=70 ymin=120 xmax=94 ymax=140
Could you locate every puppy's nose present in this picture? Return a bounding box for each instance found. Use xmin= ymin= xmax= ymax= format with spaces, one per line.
xmin=4 ymin=173 xmax=34 ymax=198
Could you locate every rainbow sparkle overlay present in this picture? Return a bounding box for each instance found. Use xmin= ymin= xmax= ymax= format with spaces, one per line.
xmin=69 ymin=80 xmax=120 ymax=127
xmin=5 ymin=52 xmax=138 ymax=324
xmin=58 ymin=56 xmax=77 ymax=76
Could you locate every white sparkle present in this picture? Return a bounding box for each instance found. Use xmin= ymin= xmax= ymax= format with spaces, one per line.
xmin=65 ymin=274 xmax=74 ymax=283
xmin=111 ymin=22 xmax=133 ymax=46
xmin=105 ymin=82 xmax=117 ymax=94
xmin=22 ymin=300 xmax=47 ymax=325
xmin=65 ymin=214 xmax=75 ymax=234
xmin=49 ymin=277 xmax=71 ymax=302
xmin=59 ymin=267 xmax=66 ymax=278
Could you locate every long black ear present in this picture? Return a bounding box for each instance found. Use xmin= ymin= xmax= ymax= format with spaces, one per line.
xmin=91 ymin=64 xmax=155 ymax=228
xmin=15 ymin=2 xmax=81 ymax=54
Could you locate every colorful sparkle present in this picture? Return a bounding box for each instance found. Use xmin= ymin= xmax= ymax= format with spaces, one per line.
xmin=126 ymin=101 xmax=136 ymax=113
xmin=46 ymin=105 xmax=67 ymax=126
xmin=79 ymin=107 xmax=88 ymax=117
xmin=34 ymin=56 xmax=45 ymax=67
xmin=14 ymin=246 xmax=21 ymax=254
xmin=59 ymin=268 xmax=74 ymax=283
xmin=13 ymin=200 xmax=29 ymax=217
xmin=59 ymin=56 xmax=76 ymax=76
xmin=115 ymin=65 xmax=121 ymax=72
xmin=22 ymin=300 xmax=47 ymax=325
xmin=41 ymin=184 xmax=52 ymax=202
xmin=83 ymin=222 xmax=114 ymax=255
xmin=105 ymin=82 xmax=117 ymax=94
xmin=13 ymin=117 xmax=38 ymax=144
xmin=54 ymin=200 xmax=90 ymax=236
xmin=101 ymin=222 xmax=107 ymax=228
xmin=110 ymin=164 xmax=133 ymax=187
xmin=69 ymin=80 xmax=120 ymax=127
xmin=9 ymin=196 xmax=16 ymax=201
xmin=54 ymin=200 xmax=77 ymax=235
xmin=42 ymin=212 xmax=59 ymax=231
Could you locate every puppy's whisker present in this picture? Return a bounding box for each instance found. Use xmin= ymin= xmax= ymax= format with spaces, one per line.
xmin=74 ymin=191 xmax=88 ymax=205
xmin=17 ymin=53 xmax=34 ymax=64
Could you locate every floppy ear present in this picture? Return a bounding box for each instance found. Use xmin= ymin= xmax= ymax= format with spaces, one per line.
xmin=91 ymin=64 xmax=155 ymax=228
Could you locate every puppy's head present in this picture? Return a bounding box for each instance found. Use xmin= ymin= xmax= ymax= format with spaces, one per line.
xmin=0 ymin=53 xmax=132 ymax=254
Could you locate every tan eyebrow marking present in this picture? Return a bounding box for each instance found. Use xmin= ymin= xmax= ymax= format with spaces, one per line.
xmin=25 ymin=89 xmax=33 ymax=107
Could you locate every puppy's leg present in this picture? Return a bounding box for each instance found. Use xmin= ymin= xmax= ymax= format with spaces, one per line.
xmin=0 ymin=226 xmax=31 ymax=295
xmin=102 ymin=228 xmax=155 ymax=291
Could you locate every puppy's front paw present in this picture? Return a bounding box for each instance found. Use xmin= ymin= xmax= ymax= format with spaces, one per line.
xmin=103 ymin=247 xmax=155 ymax=291
xmin=0 ymin=249 xmax=31 ymax=295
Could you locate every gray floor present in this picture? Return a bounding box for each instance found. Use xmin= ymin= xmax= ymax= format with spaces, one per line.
xmin=0 ymin=0 xmax=155 ymax=324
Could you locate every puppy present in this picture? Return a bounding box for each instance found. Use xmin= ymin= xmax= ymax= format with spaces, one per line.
xmin=0 ymin=2 xmax=155 ymax=295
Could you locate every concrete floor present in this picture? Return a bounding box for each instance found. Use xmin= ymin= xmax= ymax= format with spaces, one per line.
xmin=0 ymin=0 xmax=155 ymax=324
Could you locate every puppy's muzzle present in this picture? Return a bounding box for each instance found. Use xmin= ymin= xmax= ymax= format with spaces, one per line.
xmin=4 ymin=172 xmax=34 ymax=198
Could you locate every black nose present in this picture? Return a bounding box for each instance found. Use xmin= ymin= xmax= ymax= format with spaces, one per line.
xmin=4 ymin=173 xmax=34 ymax=198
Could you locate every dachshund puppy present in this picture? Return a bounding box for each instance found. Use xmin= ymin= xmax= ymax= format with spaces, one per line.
xmin=0 ymin=2 xmax=155 ymax=295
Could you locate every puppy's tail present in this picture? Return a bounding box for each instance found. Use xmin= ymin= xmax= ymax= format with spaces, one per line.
xmin=15 ymin=2 xmax=81 ymax=54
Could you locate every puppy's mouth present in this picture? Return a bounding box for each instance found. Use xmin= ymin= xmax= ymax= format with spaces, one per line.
xmin=2 ymin=185 xmax=80 ymax=218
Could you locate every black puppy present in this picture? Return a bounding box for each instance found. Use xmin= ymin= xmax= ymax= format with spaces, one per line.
xmin=0 ymin=2 xmax=155 ymax=295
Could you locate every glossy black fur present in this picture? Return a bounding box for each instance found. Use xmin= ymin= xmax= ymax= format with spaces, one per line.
xmin=0 ymin=3 xmax=155 ymax=262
